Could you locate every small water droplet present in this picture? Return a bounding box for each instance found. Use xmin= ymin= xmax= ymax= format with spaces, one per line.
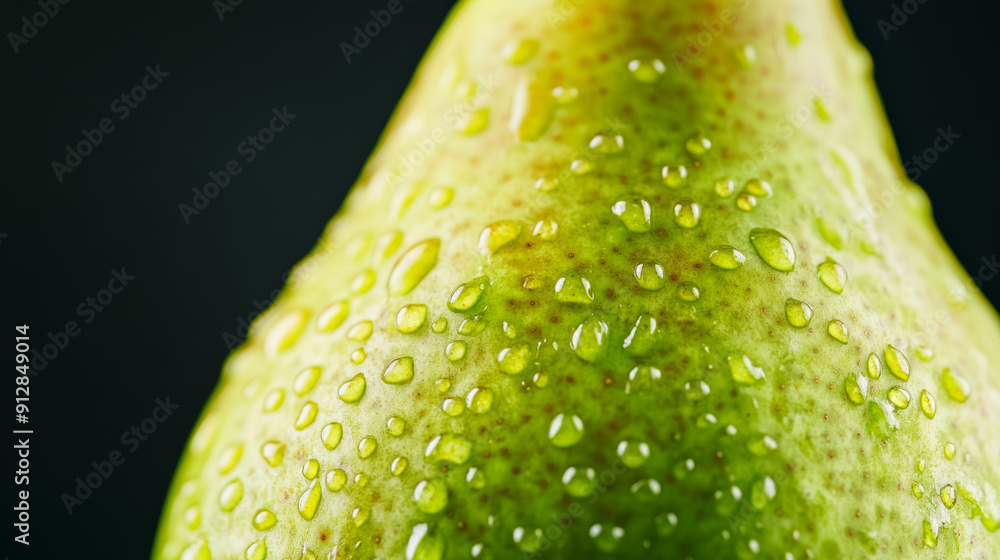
xmin=884 ymin=345 xmax=910 ymax=381
xmin=747 ymin=435 xmax=778 ymax=456
xmin=744 ymin=178 xmax=772 ymax=197
xmin=919 ymin=390 xmax=936 ymax=419
xmin=358 ymin=436 xmax=378 ymax=459
xmin=887 ymin=386 xmax=910 ymax=409
xmin=627 ymin=57 xmax=666 ymax=83
xmin=827 ymin=320 xmax=849 ymax=344
xmin=350 ymin=348 xmax=366 ymax=364
xmin=346 ymin=320 xmax=373 ymax=342
xmin=456 ymin=107 xmax=489 ymax=135
xmin=589 ymin=132 xmax=624 ymax=154
xmin=817 ymin=258 xmax=848 ymax=294
xmin=302 ymin=458 xmax=320 ymax=480
xmin=217 ymin=443 xmax=243 ymax=475
xmin=442 ymin=397 xmax=465 ymax=416
xmin=245 ymin=540 xmax=267 ymax=560
xmin=623 ymin=315 xmax=658 ymax=356
xmin=252 ymin=509 xmax=277 ymax=531
xmin=395 ymin=304 xmax=428 ymax=334
xmin=677 ymin=282 xmax=701 ymax=301
xmin=532 ymin=219 xmax=558 ymax=240
xmin=498 ymin=343 xmax=532 ymax=374
xmin=784 ymin=299 xmax=813 ymax=328
xmin=321 ymin=423 xmax=342 ymax=450
xmin=685 ymin=133 xmax=712 ymax=156
xmin=616 ymin=440 xmax=651 ymax=467
xmin=382 ymin=357 xmax=415 ymax=384
xmin=294 ymin=402 xmax=318 ymax=430
xmin=661 ymin=165 xmax=688 ymax=188
xmin=387 ymin=416 xmax=406 ymax=437
xmin=728 ymin=354 xmax=766 ymax=385
xmin=736 ymin=192 xmax=757 ymax=211
xmin=844 ymin=373 xmax=868 ymax=405
xmin=912 ymin=483 xmax=924 ymax=498
xmin=501 ymin=38 xmax=539 ymax=64
xmin=570 ymin=158 xmax=593 ymax=175
xmin=391 ymin=456 xmax=409 ymax=476
xmin=338 ymin=373 xmax=367 ymax=403
xmin=611 ymin=196 xmax=652 ymax=233
xmin=426 ymin=187 xmax=453 ymax=210
xmin=535 ymin=176 xmax=560 ymax=192
xmin=478 ymin=220 xmax=522 ymax=255
xmin=941 ymin=484 xmax=957 ymax=509
xmin=626 ymin=365 xmax=662 ymax=393
xmin=260 ymin=441 xmax=285 ymax=467
xmin=786 ymin=23 xmax=802 ymax=45
xmin=413 ymin=478 xmax=449 ymax=513
xmin=709 ymin=246 xmax=746 ymax=270
xmin=867 ymin=353 xmax=882 ymax=379
xmin=350 ymin=269 xmax=376 ymax=295
xmin=449 ymin=276 xmax=488 ymax=311
xmin=264 ymin=309 xmax=309 ymax=359
xmin=684 ymin=379 xmax=711 ymax=401
xmin=571 ymin=317 xmax=609 ymax=362
xmin=816 ymin=217 xmax=843 ymax=249
xmin=673 ymin=199 xmax=701 ymax=228
xmin=446 ymin=340 xmax=467 ymax=361
xmin=562 ymin=466 xmax=596 ymax=497
xmin=551 ymin=85 xmax=578 ymax=104
xmin=915 ymin=346 xmax=935 ymax=362
xmin=634 ymin=261 xmax=665 ymax=291
xmin=923 ymin=518 xmax=938 ymax=548
xmin=466 ymin=467 xmax=486 ymax=489
xmin=734 ymin=44 xmax=756 ymax=67
xmin=431 ymin=316 xmax=448 ymax=333
xmin=944 ymin=442 xmax=956 ymax=460
xmin=325 ymin=469 xmax=347 ymax=492
xmin=508 ymin=77 xmax=553 ymax=141
xmin=555 ymin=271 xmax=595 ymax=304
xmin=425 ymin=433 xmax=472 ymax=464
xmin=406 ymin=523 xmax=445 ymax=560
xmin=941 ymin=368 xmax=970 ymax=402
xmin=219 ymin=478 xmax=244 ymax=512
xmin=749 ymin=228 xmax=796 ymax=271
xmin=316 ymin=301 xmax=349 ymax=332
xmin=548 ymin=413 xmax=585 ymax=447
xmin=715 ymin=179 xmax=735 ymax=197
xmin=351 ymin=506 xmax=370 ymax=527
xmin=466 ymin=387 xmax=494 ymax=413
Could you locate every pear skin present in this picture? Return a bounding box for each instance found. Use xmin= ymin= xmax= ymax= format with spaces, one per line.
xmin=154 ymin=0 xmax=1000 ymax=558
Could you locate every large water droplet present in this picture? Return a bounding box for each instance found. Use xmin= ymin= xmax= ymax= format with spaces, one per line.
xmin=844 ymin=373 xmax=868 ymax=405
xmin=673 ymin=199 xmax=701 ymax=228
xmin=260 ymin=441 xmax=285 ymax=467
xmin=509 ymin=77 xmax=554 ymax=141
xmin=449 ymin=276 xmax=488 ymax=311
xmin=709 ymin=246 xmax=745 ymax=270
xmin=338 ymin=373 xmax=367 ymax=403
xmin=406 ymin=523 xmax=445 ymax=560
xmin=628 ymin=58 xmax=666 ymax=83
xmin=827 ymin=320 xmax=849 ymax=344
xmin=219 ymin=479 xmax=243 ymax=512
xmin=395 ymin=304 xmax=428 ymax=333
xmin=466 ymin=387 xmax=494 ymax=414
xmin=548 ymin=413 xmax=585 ymax=447
xmin=297 ymin=480 xmax=322 ymax=520
xmin=616 ymin=440 xmax=651 ymax=467
xmin=662 ymin=165 xmax=688 ymax=188
xmin=294 ymin=401 xmax=318 ymax=430
xmin=919 ymin=389 xmax=936 ymax=418
xmin=478 ymin=220 xmax=522 ymax=255
xmin=252 ymin=509 xmax=277 ymax=531
xmin=321 ymin=423 xmax=342 ymax=450
xmin=611 ymin=196 xmax=652 ymax=233
xmin=785 ymin=299 xmax=813 ymax=328
xmin=425 ymin=434 xmax=471 ymax=464
xmin=571 ymin=317 xmax=609 ymax=362
xmin=941 ymin=368 xmax=970 ymax=402
xmin=382 ymin=357 xmax=415 ymax=384
xmin=562 ymin=466 xmax=597 ymax=497
xmin=388 ymin=239 xmax=441 ymax=296
xmin=501 ymin=38 xmax=539 ymax=64
xmin=413 ymin=478 xmax=449 ymax=513
xmin=884 ymin=345 xmax=910 ymax=381
xmin=555 ymin=271 xmax=594 ymax=304
xmin=749 ymin=228 xmax=795 ymax=271
xmin=498 ymin=343 xmax=532 ymax=374
xmin=589 ymin=132 xmax=624 ymax=154
xmin=728 ymin=354 xmax=766 ymax=385
xmin=817 ymin=258 xmax=848 ymax=294
xmin=634 ymin=262 xmax=665 ymax=291
xmin=887 ymin=386 xmax=910 ymax=409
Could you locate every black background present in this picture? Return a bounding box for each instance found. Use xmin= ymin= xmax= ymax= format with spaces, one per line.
xmin=3 ymin=0 xmax=998 ymax=558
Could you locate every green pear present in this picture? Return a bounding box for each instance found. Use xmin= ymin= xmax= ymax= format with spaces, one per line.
xmin=153 ymin=0 xmax=1000 ymax=558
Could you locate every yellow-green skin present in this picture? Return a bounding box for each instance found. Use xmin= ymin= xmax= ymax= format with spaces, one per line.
xmin=153 ymin=0 xmax=1000 ymax=558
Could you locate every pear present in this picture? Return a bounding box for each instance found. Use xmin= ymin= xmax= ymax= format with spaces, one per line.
xmin=153 ymin=0 xmax=1000 ymax=558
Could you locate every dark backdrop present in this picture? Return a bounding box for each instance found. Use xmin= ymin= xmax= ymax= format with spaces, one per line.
xmin=3 ymin=0 xmax=998 ymax=558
